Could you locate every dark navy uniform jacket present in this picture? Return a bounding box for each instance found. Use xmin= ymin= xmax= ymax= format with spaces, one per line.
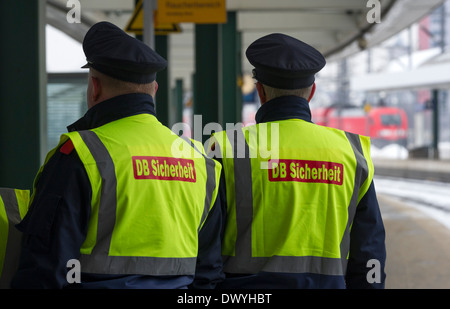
xmin=216 ymin=96 xmax=387 ymax=289
xmin=11 ymin=93 xmax=224 ymax=289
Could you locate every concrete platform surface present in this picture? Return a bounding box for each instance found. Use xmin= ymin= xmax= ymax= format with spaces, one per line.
xmin=379 ymin=194 xmax=450 ymax=289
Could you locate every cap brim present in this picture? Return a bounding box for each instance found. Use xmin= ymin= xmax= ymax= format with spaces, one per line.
xmin=81 ymin=63 xmax=90 ymax=69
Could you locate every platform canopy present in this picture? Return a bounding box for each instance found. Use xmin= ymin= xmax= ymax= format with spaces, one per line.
xmin=46 ymin=0 xmax=446 ymax=86
xmin=352 ymin=48 xmax=450 ymax=92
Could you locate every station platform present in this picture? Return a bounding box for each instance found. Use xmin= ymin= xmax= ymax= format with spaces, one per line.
xmin=379 ymin=194 xmax=450 ymax=289
xmin=373 ymin=158 xmax=450 ymax=183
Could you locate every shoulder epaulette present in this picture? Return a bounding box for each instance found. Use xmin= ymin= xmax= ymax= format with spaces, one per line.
xmin=60 ymin=139 xmax=75 ymax=155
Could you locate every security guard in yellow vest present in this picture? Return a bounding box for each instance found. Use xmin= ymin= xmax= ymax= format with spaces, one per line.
xmin=12 ymin=22 xmax=223 ymax=289
xmin=209 ymin=33 xmax=386 ymax=288
xmin=0 ymin=188 xmax=29 ymax=288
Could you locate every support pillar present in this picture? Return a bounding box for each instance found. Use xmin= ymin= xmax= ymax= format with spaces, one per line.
xmin=155 ymin=35 xmax=170 ymax=127
xmin=194 ymin=24 xmax=219 ymax=143
xmin=219 ymin=11 xmax=242 ymax=126
xmin=174 ymin=79 xmax=184 ymax=125
xmin=0 ymin=1 xmax=46 ymax=189
xmin=432 ymin=89 xmax=440 ymax=159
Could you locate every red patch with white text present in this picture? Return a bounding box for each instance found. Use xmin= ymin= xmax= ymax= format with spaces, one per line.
xmin=268 ymin=159 xmax=343 ymax=185
xmin=132 ymin=156 xmax=196 ymax=182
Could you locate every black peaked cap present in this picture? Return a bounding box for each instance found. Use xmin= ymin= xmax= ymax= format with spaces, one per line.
xmin=246 ymin=33 xmax=326 ymax=89
xmin=82 ymin=21 xmax=167 ymax=84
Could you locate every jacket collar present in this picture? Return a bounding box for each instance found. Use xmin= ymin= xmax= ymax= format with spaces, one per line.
xmin=255 ymin=95 xmax=312 ymax=124
xmin=67 ymin=93 xmax=156 ymax=132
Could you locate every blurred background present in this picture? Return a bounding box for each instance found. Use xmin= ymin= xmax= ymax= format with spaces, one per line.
xmin=39 ymin=1 xmax=450 ymax=159
xmin=7 ymin=1 xmax=448 ymax=155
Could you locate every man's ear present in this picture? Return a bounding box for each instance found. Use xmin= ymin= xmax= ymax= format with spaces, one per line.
xmin=307 ymin=83 xmax=316 ymax=103
xmin=90 ymin=76 xmax=102 ymax=102
xmin=256 ymin=82 xmax=267 ymax=104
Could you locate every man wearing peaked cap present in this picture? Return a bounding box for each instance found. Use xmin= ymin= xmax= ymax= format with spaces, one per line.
xmin=209 ymin=33 xmax=386 ymax=289
xmin=246 ymin=33 xmax=326 ymax=90
xmin=12 ymin=21 xmax=224 ymax=289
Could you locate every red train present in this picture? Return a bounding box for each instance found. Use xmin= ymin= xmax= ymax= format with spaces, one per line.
xmin=311 ymin=105 xmax=408 ymax=147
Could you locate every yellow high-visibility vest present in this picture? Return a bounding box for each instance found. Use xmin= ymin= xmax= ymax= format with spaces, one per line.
xmin=34 ymin=113 xmax=221 ymax=275
xmin=0 ymin=188 xmax=29 ymax=288
xmin=210 ymin=118 xmax=373 ymax=275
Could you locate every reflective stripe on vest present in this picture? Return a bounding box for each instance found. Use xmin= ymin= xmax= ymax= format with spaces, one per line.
xmin=180 ymin=136 xmax=217 ymax=232
xmin=217 ymin=126 xmax=371 ymax=276
xmin=340 ymin=132 xmax=369 ymax=273
xmin=0 ymin=188 xmax=29 ymax=288
xmin=74 ymin=130 xmax=218 ymax=276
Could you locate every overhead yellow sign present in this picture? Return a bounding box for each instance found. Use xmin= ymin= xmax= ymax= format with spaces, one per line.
xmin=156 ymin=0 xmax=227 ymax=24
xmin=126 ymin=0 xmax=181 ymax=35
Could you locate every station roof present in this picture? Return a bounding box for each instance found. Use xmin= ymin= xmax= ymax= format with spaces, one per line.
xmin=351 ymin=47 xmax=450 ymax=91
xmin=47 ymin=0 xmax=446 ymax=87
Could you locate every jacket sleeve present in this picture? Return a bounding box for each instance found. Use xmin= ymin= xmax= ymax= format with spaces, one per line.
xmin=11 ymin=147 xmax=91 ymax=289
xmin=189 ymin=154 xmax=228 ymax=289
xmin=345 ymin=180 xmax=386 ymax=289
xmin=190 ymin=178 xmax=225 ymax=289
